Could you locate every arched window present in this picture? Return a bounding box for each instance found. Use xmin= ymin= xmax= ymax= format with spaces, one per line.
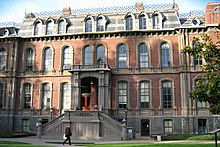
xmin=152 ymin=14 xmax=160 ymax=29
xmin=0 ymin=47 xmax=6 ymax=71
xmin=46 ymin=20 xmax=53 ymax=35
xmin=63 ymin=46 xmax=72 ymax=69
xmin=140 ymin=81 xmax=150 ymax=108
xmin=118 ymin=81 xmax=128 ymax=108
xmin=126 ymin=15 xmax=133 ymax=30
xmin=34 ymin=21 xmax=41 ymax=35
xmin=139 ymin=15 xmax=146 ymax=29
xmin=96 ymin=45 xmax=105 ymax=64
xmin=117 ymin=44 xmax=127 ymax=69
xmin=23 ymin=83 xmax=32 ymax=109
xmin=58 ymin=20 xmax=65 ymax=34
xmin=139 ymin=43 xmax=149 ymax=68
xmin=26 ymin=48 xmax=34 ymax=71
xmin=162 ymin=81 xmax=172 ymax=108
xmin=161 ymin=42 xmax=170 ymax=67
xmin=84 ymin=46 xmax=93 ymax=65
xmin=44 ymin=47 xmax=53 ymax=71
xmin=85 ymin=18 xmax=92 ymax=32
xmin=42 ymin=83 xmax=51 ymax=109
xmin=97 ymin=17 xmax=104 ymax=32
xmin=61 ymin=83 xmax=71 ymax=109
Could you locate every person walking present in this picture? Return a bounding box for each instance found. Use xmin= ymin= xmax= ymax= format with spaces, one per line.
xmin=63 ymin=126 xmax=72 ymax=145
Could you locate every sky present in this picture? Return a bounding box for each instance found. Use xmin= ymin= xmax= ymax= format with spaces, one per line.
xmin=0 ymin=0 xmax=219 ymax=23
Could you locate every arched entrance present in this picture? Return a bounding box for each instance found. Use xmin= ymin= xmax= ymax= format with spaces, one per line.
xmin=81 ymin=77 xmax=98 ymax=111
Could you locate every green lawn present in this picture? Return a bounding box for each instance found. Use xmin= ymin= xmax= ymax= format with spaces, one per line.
xmin=0 ymin=141 xmax=52 ymax=147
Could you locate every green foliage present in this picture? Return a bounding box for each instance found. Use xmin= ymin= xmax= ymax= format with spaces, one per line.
xmin=182 ymin=34 xmax=220 ymax=114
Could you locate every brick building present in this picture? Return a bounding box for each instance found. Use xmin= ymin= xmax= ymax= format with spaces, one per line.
xmin=0 ymin=2 xmax=219 ymax=140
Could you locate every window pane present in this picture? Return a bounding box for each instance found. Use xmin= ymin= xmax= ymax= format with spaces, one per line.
xmin=22 ymin=119 xmax=29 ymax=132
xmin=24 ymin=83 xmax=32 ymax=108
xmin=46 ymin=21 xmax=53 ymax=35
xmin=34 ymin=22 xmax=41 ymax=35
xmin=126 ymin=16 xmax=133 ymax=30
xmin=42 ymin=83 xmax=50 ymax=109
xmin=161 ymin=43 xmax=170 ymax=67
xmin=58 ymin=20 xmax=65 ymax=34
xmin=44 ymin=48 xmax=53 ymax=70
xmin=0 ymin=48 xmax=6 ymax=70
xmin=96 ymin=45 xmax=105 ymax=64
xmin=118 ymin=82 xmax=127 ymax=108
xmin=118 ymin=44 xmax=127 ymax=68
xmin=153 ymin=14 xmax=160 ymax=29
xmin=26 ymin=48 xmax=34 ymax=71
xmin=84 ymin=46 xmax=93 ymax=65
xmin=139 ymin=15 xmax=146 ymax=29
xmin=62 ymin=83 xmax=71 ymax=109
xmin=162 ymin=81 xmax=172 ymax=108
xmin=85 ymin=18 xmax=92 ymax=32
xmin=63 ymin=47 xmax=72 ymax=66
xmin=97 ymin=17 xmax=104 ymax=31
xmin=164 ymin=119 xmax=173 ymax=134
xmin=140 ymin=82 xmax=150 ymax=108
xmin=139 ymin=43 xmax=148 ymax=68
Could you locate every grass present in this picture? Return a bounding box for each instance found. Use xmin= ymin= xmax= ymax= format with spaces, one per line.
xmin=0 ymin=141 xmax=50 ymax=147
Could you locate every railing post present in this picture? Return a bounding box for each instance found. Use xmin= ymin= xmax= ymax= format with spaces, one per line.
xmin=121 ymin=119 xmax=127 ymax=141
xmin=37 ymin=119 xmax=43 ymax=139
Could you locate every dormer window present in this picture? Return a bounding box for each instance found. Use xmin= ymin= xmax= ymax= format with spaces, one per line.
xmin=85 ymin=17 xmax=93 ymax=32
xmin=46 ymin=20 xmax=53 ymax=35
xmin=152 ymin=14 xmax=160 ymax=29
xmin=139 ymin=14 xmax=147 ymax=30
xmin=58 ymin=19 xmax=65 ymax=34
xmin=34 ymin=21 xmax=41 ymax=35
xmin=3 ymin=29 xmax=9 ymax=36
xmin=97 ymin=17 xmax=104 ymax=32
xmin=126 ymin=15 xmax=133 ymax=30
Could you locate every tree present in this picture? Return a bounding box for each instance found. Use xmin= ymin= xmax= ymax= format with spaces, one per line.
xmin=182 ymin=34 xmax=220 ymax=114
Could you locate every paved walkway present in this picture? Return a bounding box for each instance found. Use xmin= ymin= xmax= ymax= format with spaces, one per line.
xmin=0 ymin=136 xmax=217 ymax=147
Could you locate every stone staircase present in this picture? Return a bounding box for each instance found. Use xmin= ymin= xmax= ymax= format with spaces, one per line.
xmin=42 ymin=111 xmax=123 ymax=141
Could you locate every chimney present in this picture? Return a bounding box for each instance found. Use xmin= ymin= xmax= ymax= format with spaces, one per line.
xmin=135 ymin=2 xmax=144 ymax=12
xmin=62 ymin=7 xmax=71 ymax=16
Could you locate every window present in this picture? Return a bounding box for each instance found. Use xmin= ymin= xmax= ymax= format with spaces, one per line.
xmin=44 ymin=47 xmax=53 ymax=71
xmin=198 ymin=119 xmax=207 ymax=134
xmin=162 ymin=81 xmax=172 ymax=108
xmin=34 ymin=21 xmax=41 ymax=35
xmin=97 ymin=17 xmax=104 ymax=32
xmin=195 ymin=78 xmax=206 ymax=108
xmin=139 ymin=15 xmax=146 ymax=29
xmin=42 ymin=83 xmax=51 ymax=109
xmin=0 ymin=83 xmax=4 ymax=108
xmin=152 ymin=14 xmax=160 ymax=29
xmin=164 ymin=119 xmax=173 ymax=134
xmin=192 ymin=41 xmax=203 ymax=66
xmin=126 ymin=15 xmax=133 ymax=30
xmin=139 ymin=43 xmax=149 ymax=68
xmin=118 ymin=44 xmax=127 ymax=69
xmin=161 ymin=42 xmax=170 ymax=67
xmin=22 ymin=119 xmax=29 ymax=132
xmin=63 ymin=46 xmax=72 ymax=69
xmin=0 ymin=48 xmax=6 ymax=71
xmin=84 ymin=46 xmax=93 ymax=65
xmin=85 ymin=18 xmax=92 ymax=32
xmin=118 ymin=81 xmax=127 ymax=108
xmin=62 ymin=83 xmax=71 ymax=109
xmin=58 ymin=20 xmax=65 ymax=34
xmin=26 ymin=48 xmax=34 ymax=71
xmin=46 ymin=20 xmax=53 ymax=35
xmin=96 ymin=45 xmax=105 ymax=64
xmin=23 ymin=83 xmax=32 ymax=109
xmin=140 ymin=81 xmax=150 ymax=108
